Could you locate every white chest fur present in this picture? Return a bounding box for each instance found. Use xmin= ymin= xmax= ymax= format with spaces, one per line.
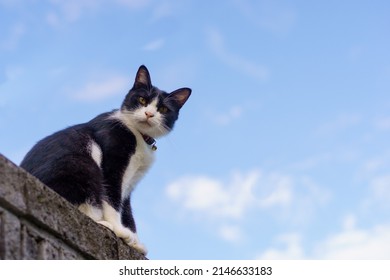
xmin=108 ymin=110 xmax=158 ymax=201
xmin=121 ymin=134 xmax=155 ymax=200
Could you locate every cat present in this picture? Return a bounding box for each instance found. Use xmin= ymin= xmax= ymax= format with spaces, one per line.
xmin=20 ymin=65 xmax=191 ymax=255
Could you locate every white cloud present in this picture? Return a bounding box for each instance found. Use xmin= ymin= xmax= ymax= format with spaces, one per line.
xmin=353 ymin=153 xmax=390 ymax=185
xmin=218 ymin=225 xmax=244 ymax=243
xmin=259 ymin=174 xmax=293 ymax=208
xmin=257 ymin=233 xmax=304 ymax=260
xmin=355 ymin=154 xmax=390 ymax=214
xmin=143 ymin=39 xmax=165 ymax=51
xmin=356 ymin=152 xmax=390 ymax=208
xmin=71 ymin=75 xmax=129 ymax=102
xmin=206 ymin=27 xmax=269 ymax=81
xmin=315 ymin=224 xmax=390 ymax=259
xmin=258 ymin=215 xmax=390 ymax=260
xmin=166 ymin=171 xmax=254 ymax=245
xmin=212 ymin=106 xmax=243 ymax=126
xmin=166 ymin=170 xmax=329 ymax=224
xmin=166 ymin=169 xmax=330 ymax=248
xmin=166 ymin=170 xmax=260 ymax=219
xmin=259 ymin=174 xmax=330 ymax=224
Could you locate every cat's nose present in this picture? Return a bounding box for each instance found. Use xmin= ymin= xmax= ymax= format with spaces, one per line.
xmin=145 ymin=111 xmax=154 ymax=118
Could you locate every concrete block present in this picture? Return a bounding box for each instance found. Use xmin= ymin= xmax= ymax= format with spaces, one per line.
xmin=0 ymin=208 xmax=22 ymax=259
xmin=0 ymin=154 xmax=27 ymax=213
xmin=0 ymin=154 xmax=146 ymax=260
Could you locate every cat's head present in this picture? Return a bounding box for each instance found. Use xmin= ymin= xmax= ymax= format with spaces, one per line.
xmin=121 ymin=65 xmax=191 ymax=138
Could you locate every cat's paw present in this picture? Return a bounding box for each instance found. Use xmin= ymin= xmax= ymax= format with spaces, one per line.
xmin=97 ymin=220 xmax=114 ymax=231
xmin=113 ymin=226 xmax=133 ymax=240
xmin=98 ymin=223 xmax=147 ymax=255
xmin=115 ymin=228 xmax=147 ymax=255
xmin=129 ymin=241 xmax=148 ymax=255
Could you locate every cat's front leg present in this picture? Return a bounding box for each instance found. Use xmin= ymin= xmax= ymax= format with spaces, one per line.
xmin=120 ymin=195 xmax=147 ymax=254
xmin=111 ymin=221 xmax=148 ymax=255
xmin=101 ymin=201 xmax=147 ymax=255
xmin=128 ymin=238 xmax=147 ymax=255
xmin=120 ymin=230 xmax=148 ymax=255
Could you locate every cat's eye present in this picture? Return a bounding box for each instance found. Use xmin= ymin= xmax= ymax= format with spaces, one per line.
xmin=158 ymin=106 xmax=168 ymax=114
xmin=138 ymin=97 xmax=147 ymax=106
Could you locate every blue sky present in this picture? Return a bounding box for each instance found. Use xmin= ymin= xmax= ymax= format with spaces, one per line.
xmin=1 ymin=0 xmax=390 ymax=260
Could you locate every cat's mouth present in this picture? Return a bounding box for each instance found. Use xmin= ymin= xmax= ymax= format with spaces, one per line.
xmin=139 ymin=120 xmax=153 ymax=127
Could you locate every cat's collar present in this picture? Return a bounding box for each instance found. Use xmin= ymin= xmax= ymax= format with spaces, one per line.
xmin=142 ymin=134 xmax=157 ymax=151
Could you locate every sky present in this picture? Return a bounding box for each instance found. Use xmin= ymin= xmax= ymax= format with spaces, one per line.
xmin=1 ymin=0 xmax=390 ymax=260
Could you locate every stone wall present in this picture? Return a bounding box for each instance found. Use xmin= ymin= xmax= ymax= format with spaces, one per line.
xmin=0 ymin=153 xmax=146 ymax=260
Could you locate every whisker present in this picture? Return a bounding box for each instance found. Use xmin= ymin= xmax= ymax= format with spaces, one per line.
xmin=157 ymin=122 xmax=170 ymax=135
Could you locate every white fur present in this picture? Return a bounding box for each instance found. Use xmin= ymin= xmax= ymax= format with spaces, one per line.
xmin=121 ymin=144 xmax=154 ymax=199
xmin=89 ymin=140 xmax=103 ymax=167
xmin=114 ymin=98 xmax=169 ymax=139
xmin=78 ymin=203 xmax=103 ymax=221
xmin=100 ymin=201 xmax=129 ymax=236
xmin=109 ymin=108 xmax=158 ymax=199
xmin=101 ymin=201 xmax=147 ymax=254
xmin=78 ymin=203 xmax=114 ymax=231
xmin=97 ymin=105 xmax=167 ymax=255
xmin=78 ymin=202 xmax=147 ymax=254
xmin=78 ymin=98 xmax=170 ymax=255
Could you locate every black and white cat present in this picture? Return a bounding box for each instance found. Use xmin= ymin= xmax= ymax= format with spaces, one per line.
xmin=20 ymin=65 xmax=191 ymax=255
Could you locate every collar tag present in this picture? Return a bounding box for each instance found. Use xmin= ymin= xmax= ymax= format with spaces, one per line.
xmin=142 ymin=134 xmax=157 ymax=151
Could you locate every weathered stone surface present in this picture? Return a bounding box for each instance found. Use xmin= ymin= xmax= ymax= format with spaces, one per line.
xmin=0 ymin=154 xmax=146 ymax=260
xmin=0 ymin=155 xmax=27 ymax=213
xmin=118 ymin=238 xmax=147 ymax=260
xmin=0 ymin=208 xmax=22 ymax=259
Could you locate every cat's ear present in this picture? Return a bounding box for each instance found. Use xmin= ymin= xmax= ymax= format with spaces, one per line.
xmin=134 ymin=65 xmax=152 ymax=89
xmin=169 ymin=88 xmax=191 ymax=109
